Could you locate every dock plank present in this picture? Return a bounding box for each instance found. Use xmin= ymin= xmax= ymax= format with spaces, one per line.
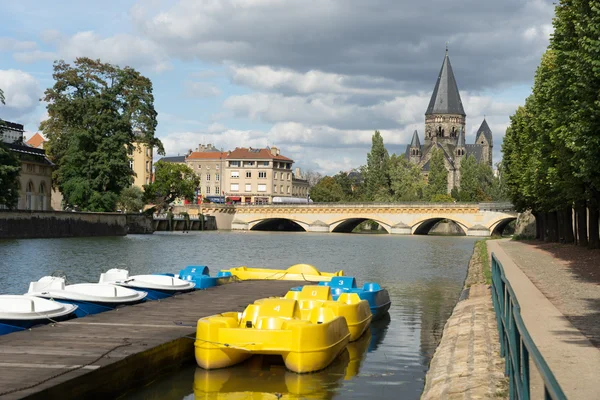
xmin=0 ymin=280 xmax=305 ymax=399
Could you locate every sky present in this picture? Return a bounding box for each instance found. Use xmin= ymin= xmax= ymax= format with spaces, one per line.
xmin=0 ymin=0 xmax=555 ymax=174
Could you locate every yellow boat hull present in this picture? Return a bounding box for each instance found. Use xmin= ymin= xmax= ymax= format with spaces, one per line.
xmin=195 ymin=298 xmax=350 ymax=373
xmin=280 ymin=285 xmax=373 ymax=341
xmin=220 ymin=264 xmax=344 ymax=282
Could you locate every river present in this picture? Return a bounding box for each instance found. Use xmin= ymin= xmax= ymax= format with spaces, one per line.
xmin=0 ymin=231 xmax=477 ymax=399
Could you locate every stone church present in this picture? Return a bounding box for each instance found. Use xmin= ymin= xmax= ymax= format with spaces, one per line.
xmin=404 ymin=49 xmax=493 ymax=193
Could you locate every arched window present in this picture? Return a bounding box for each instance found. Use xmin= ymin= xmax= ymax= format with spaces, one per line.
xmin=26 ymin=181 xmax=35 ymax=210
xmin=437 ymin=126 xmax=442 ymax=137
xmin=39 ymin=182 xmax=47 ymax=211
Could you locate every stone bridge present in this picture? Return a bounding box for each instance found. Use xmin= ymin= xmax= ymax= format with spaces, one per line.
xmin=196 ymin=202 xmax=517 ymax=236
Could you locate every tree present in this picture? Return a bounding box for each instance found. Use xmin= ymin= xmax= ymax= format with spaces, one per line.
xmin=0 ymin=88 xmax=21 ymax=209
xmin=143 ymin=161 xmax=199 ymax=211
xmin=304 ymin=170 xmax=323 ymax=189
xmin=456 ymin=156 xmax=495 ymax=202
xmin=0 ymin=141 xmax=21 ymax=209
xmin=309 ymin=176 xmax=345 ymax=202
xmin=388 ymin=154 xmax=425 ymax=201
xmin=40 ymin=58 xmax=164 ymax=212
xmin=117 ymin=186 xmax=144 ymax=213
xmin=364 ymin=131 xmax=390 ymax=200
xmin=425 ymin=148 xmax=448 ymax=200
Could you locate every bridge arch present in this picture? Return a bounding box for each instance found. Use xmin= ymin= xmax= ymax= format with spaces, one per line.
xmin=488 ymin=217 xmax=517 ymax=237
xmin=411 ymin=217 xmax=468 ymax=235
xmin=248 ymin=218 xmax=309 ymax=232
xmin=329 ymin=217 xmax=391 ymax=234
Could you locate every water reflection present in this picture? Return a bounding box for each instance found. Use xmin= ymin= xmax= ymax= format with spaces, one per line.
xmin=194 ymin=330 xmax=372 ymax=400
xmin=368 ymin=313 xmax=390 ymax=352
xmin=1 ymin=233 xmax=476 ymax=399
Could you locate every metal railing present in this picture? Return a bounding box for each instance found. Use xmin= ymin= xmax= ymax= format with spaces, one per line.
xmin=491 ymin=253 xmax=566 ymax=400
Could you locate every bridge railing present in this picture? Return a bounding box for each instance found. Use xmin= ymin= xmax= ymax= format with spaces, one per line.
xmin=491 ymin=253 xmax=566 ymax=400
xmin=229 ymin=201 xmax=514 ymax=210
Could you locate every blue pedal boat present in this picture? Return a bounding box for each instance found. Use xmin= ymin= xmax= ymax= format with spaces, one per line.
xmin=27 ymin=276 xmax=146 ymax=318
xmin=0 ymin=295 xmax=78 ymax=335
xmin=99 ymin=269 xmax=196 ymax=300
xmin=291 ymin=276 xmax=391 ymax=320
xmin=177 ymin=266 xmax=233 ymax=289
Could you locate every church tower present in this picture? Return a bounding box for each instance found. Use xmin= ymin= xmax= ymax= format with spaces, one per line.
xmin=475 ymin=119 xmax=493 ymax=167
xmin=424 ymin=48 xmax=466 ymax=146
xmin=408 ymin=130 xmax=422 ymax=164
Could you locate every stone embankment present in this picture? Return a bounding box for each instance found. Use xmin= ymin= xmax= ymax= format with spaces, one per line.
xmin=0 ymin=211 xmax=156 ymax=239
xmin=421 ymin=241 xmax=508 ymax=399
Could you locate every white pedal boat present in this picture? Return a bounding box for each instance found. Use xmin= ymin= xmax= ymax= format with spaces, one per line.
xmin=27 ymin=276 xmax=147 ymax=317
xmin=98 ymin=269 xmax=196 ymax=300
xmin=0 ymin=295 xmax=77 ymax=335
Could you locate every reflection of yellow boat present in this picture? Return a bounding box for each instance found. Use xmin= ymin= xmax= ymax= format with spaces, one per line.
xmin=195 ymin=298 xmax=350 ymax=373
xmin=194 ymin=332 xmax=371 ymax=400
xmin=280 ymin=285 xmax=372 ymax=341
xmin=219 ymin=264 xmax=344 ymax=282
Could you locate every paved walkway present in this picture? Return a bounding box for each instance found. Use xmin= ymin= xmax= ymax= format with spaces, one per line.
xmin=489 ymin=240 xmax=600 ymax=400
xmin=422 ymin=243 xmax=507 ymax=399
xmin=497 ymin=240 xmax=600 ymax=348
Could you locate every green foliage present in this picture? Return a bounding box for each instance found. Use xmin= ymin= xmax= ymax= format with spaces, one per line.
xmin=430 ymin=193 xmax=455 ymax=203
xmin=143 ymin=161 xmax=199 ymax=211
xmin=332 ymin=171 xmax=356 ymax=200
xmin=457 ymin=156 xmax=496 ymax=202
xmin=117 ymin=186 xmax=144 ymax=212
xmin=476 ymin=240 xmax=492 ymax=285
xmin=425 ymin=148 xmax=448 ymax=200
xmin=364 ymin=131 xmax=390 ymax=200
xmin=309 ymin=176 xmax=345 ymax=202
xmin=0 ymin=140 xmax=21 ymax=209
xmin=41 ymin=58 xmax=165 ymax=212
xmin=388 ymin=154 xmax=425 ymax=201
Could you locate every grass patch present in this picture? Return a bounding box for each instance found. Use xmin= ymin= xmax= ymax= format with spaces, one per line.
xmin=476 ymin=239 xmax=492 ymax=285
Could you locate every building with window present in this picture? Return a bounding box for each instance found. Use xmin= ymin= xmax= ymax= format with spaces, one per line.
xmin=130 ymin=142 xmax=153 ymax=188
xmin=224 ymin=146 xmax=294 ymax=204
xmin=1 ymin=122 xmax=53 ymax=210
xmin=185 ymin=144 xmax=228 ymax=203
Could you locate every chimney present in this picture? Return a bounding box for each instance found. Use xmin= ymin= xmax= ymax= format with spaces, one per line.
xmin=270 ymin=146 xmax=279 ymax=156
xmin=295 ymin=167 xmax=301 ymax=178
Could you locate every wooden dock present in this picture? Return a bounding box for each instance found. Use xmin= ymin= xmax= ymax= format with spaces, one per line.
xmin=0 ymin=280 xmax=305 ymax=399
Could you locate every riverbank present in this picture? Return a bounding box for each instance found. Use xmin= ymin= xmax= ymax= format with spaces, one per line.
xmin=421 ymin=240 xmax=508 ymax=399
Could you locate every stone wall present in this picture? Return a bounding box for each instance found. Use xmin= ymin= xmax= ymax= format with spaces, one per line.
xmin=0 ymin=211 xmax=127 ymax=239
xmin=125 ymin=214 xmax=155 ymax=234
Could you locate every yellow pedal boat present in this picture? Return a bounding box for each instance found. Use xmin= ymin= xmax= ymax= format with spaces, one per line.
xmin=278 ymin=285 xmax=372 ymax=341
xmin=219 ymin=264 xmax=344 ymax=282
xmin=195 ymin=297 xmax=350 ymax=373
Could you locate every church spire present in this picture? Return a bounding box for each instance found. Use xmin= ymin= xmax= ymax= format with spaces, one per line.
xmin=410 ymin=130 xmax=421 ymax=148
xmin=457 ymin=126 xmax=466 ymax=147
xmin=425 ymin=49 xmax=465 ymax=116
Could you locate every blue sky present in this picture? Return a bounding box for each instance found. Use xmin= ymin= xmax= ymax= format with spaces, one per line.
xmin=0 ymin=0 xmax=555 ymax=174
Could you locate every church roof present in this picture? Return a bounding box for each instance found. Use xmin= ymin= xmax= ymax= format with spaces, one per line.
xmin=475 ymin=119 xmax=493 ymax=145
xmin=465 ymin=144 xmax=483 ymax=161
xmin=425 ymin=50 xmax=465 ymax=116
xmin=409 ymin=130 xmax=421 ymax=148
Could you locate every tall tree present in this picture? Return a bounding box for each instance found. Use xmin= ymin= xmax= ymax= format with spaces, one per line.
xmin=388 ymin=154 xmax=425 ymax=201
xmin=309 ymin=176 xmax=345 ymax=202
xmin=364 ymin=131 xmax=390 ymax=200
xmin=143 ymin=161 xmax=200 ymax=211
xmin=40 ymin=58 xmax=164 ymax=212
xmin=425 ymin=148 xmax=448 ymax=200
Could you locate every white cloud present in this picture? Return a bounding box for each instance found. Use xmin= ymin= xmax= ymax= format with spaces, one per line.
xmin=230 ymin=65 xmax=402 ymax=96
xmin=17 ymin=31 xmax=172 ymax=72
xmin=13 ymin=50 xmax=57 ymax=64
xmin=0 ymin=69 xmax=42 ymax=120
xmin=0 ymin=38 xmax=37 ymax=52
xmin=185 ymin=81 xmax=221 ymax=97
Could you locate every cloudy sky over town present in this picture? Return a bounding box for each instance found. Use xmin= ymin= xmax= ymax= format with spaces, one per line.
xmin=0 ymin=0 xmax=555 ymax=173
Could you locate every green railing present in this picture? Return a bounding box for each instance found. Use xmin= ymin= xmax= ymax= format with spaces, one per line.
xmin=491 ymin=253 xmax=566 ymax=400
